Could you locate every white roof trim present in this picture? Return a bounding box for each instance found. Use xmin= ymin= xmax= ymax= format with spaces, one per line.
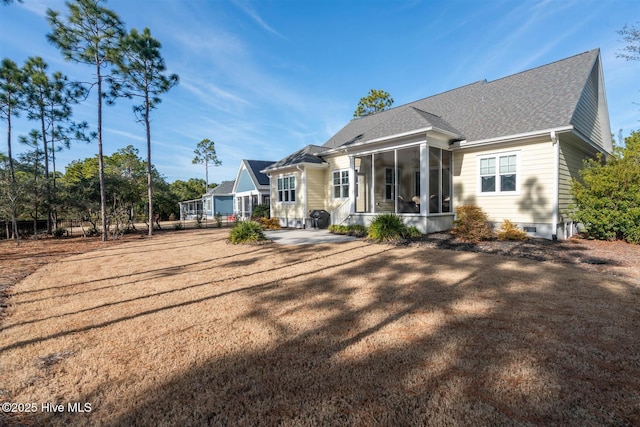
xmin=458 ymin=126 xmax=574 ymax=148
xmin=261 ymin=161 xmax=329 ymax=175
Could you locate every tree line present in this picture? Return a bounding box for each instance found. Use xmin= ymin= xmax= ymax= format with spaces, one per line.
xmin=1 ymin=0 xmax=179 ymax=242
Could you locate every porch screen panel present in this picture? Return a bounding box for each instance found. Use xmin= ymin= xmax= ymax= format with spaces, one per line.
xmin=441 ymin=150 xmax=452 ymax=212
xmin=355 ymin=156 xmax=372 ymax=213
xmin=429 ymin=147 xmax=441 ymax=213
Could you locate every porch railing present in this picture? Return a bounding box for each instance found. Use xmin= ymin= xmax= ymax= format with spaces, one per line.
xmin=330 ymin=199 xmax=351 ymax=225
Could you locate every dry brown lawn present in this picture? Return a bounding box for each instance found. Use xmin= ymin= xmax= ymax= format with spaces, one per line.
xmin=1 ymin=229 xmax=639 ymax=426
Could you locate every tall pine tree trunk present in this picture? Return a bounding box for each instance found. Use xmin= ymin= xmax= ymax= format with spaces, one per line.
xmin=145 ymin=93 xmax=153 ymax=236
xmin=97 ymin=62 xmax=107 ymax=241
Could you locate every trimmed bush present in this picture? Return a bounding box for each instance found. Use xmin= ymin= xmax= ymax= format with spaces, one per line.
xmin=258 ymin=217 xmax=281 ymax=230
xmin=347 ymin=224 xmax=368 ymax=237
xmin=328 ymin=224 xmax=368 ymax=237
xmin=367 ymin=213 xmax=407 ymax=242
xmin=451 ymin=205 xmax=494 ymax=242
xmin=229 ymin=220 xmax=267 ymax=244
xmin=497 ymin=219 xmax=528 ymax=241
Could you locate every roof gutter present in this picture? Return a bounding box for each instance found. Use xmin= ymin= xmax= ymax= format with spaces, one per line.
xmin=459 ymin=126 xmax=574 ymax=149
xmin=261 ymin=161 xmax=329 ymax=176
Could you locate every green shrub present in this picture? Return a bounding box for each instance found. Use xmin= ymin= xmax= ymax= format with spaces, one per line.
xmin=368 ymin=213 xmax=407 ymax=242
xmin=53 ymin=228 xmax=66 ymax=238
xmin=569 ymin=131 xmax=640 ymax=244
xmin=405 ymin=226 xmax=422 ymax=238
xmin=229 ymin=220 xmax=267 ymax=244
xmin=174 ymin=222 xmax=184 ymax=230
xmin=497 ymin=219 xmax=528 ymax=241
xmin=251 ymin=204 xmax=270 ymax=219
xmin=347 ymin=224 xmax=368 ymax=237
xmin=214 ymin=212 xmax=223 ymax=228
xmin=328 ymin=224 xmax=349 ymax=234
xmin=451 ymin=205 xmax=494 ymax=242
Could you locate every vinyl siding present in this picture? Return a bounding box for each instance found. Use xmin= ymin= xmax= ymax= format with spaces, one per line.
xmin=325 ymin=155 xmax=351 ymax=212
xmin=270 ymin=170 xmax=304 ymax=221
xmin=453 ymin=138 xmax=555 ymax=224
xmin=306 ymin=168 xmax=326 ymax=211
xmin=558 ymin=140 xmax=587 ymax=219
xmin=236 ymin=168 xmax=256 ymax=193
xmin=571 ymin=60 xmax=603 ymax=149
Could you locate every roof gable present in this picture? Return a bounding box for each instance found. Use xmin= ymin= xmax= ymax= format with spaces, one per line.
xmin=233 ymin=160 xmax=274 ymax=193
xmin=323 ymin=49 xmax=607 ymax=149
xmin=264 ymin=145 xmax=327 ymax=171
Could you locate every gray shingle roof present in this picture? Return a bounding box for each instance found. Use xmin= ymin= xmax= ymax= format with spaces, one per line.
xmin=210 ymin=180 xmax=235 ymax=195
xmin=264 ymin=145 xmax=327 ymax=171
xmin=323 ymin=49 xmax=600 ymax=148
xmin=245 ymin=160 xmax=275 ymax=186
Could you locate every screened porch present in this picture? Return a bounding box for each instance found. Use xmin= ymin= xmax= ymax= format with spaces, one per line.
xmin=352 ymin=145 xmax=452 ymax=216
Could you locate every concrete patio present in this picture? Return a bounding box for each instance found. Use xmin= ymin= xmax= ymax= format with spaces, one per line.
xmin=264 ymin=228 xmax=358 ymax=245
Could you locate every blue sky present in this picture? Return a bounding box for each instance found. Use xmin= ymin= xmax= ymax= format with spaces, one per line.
xmin=1 ymin=0 xmax=639 ymax=184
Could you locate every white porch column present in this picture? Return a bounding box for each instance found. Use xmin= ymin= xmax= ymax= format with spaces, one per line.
xmin=420 ymin=143 xmax=428 ymax=216
xmin=349 ymin=156 xmax=356 ymax=215
xmin=371 ymin=153 xmax=376 ymax=214
xmin=394 ymin=149 xmax=398 ymax=213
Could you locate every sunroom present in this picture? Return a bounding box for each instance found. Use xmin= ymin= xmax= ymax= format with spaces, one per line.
xmin=336 ymin=141 xmax=455 ymax=234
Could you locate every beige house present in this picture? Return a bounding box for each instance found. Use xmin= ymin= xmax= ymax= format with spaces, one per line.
xmin=263 ymin=49 xmax=612 ymax=240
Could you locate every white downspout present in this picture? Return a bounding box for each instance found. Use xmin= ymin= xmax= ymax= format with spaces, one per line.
xmin=297 ymin=165 xmax=306 ymax=228
xmin=551 ymin=131 xmax=559 ymax=241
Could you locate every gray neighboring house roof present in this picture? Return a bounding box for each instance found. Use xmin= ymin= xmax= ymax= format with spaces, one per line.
xmin=205 ymin=180 xmax=235 ymax=196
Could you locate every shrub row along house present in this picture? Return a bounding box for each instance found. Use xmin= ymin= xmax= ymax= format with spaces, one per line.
xmin=260 ymin=48 xmax=611 ymax=240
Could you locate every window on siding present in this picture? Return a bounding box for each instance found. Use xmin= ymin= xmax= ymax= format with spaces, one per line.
xmin=332 ymin=170 xmax=349 ymax=198
xmin=479 ymin=153 xmax=518 ymax=193
xmin=277 ymin=176 xmax=296 ymax=203
xmin=385 ymin=167 xmax=395 ymax=200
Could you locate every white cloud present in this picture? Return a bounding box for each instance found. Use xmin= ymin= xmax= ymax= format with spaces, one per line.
xmin=231 ymin=0 xmax=285 ymax=38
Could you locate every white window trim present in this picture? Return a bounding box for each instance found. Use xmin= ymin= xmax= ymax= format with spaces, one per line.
xmin=384 ymin=166 xmax=395 ymax=201
xmin=332 ymin=169 xmax=349 ymax=199
xmin=476 ymin=151 xmax=520 ymax=196
xmin=277 ymin=175 xmax=297 ymax=204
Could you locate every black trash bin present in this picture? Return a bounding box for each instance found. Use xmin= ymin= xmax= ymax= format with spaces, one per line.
xmin=309 ymin=210 xmax=330 ymax=229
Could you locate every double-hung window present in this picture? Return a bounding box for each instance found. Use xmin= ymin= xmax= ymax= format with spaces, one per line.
xmin=277 ymin=176 xmax=296 ymax=203
xmin=479 ymin=152 xmax=518 ymax=194
xmin=332 ymin=170 xmax=349 ymax=199
xmin=384 ymin=167 xmax=395 ymax=200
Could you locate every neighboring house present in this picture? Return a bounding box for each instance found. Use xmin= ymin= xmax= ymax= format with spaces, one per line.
xmin=233 ymin=160 xmax=275 ymax=219
xmin=263 ymin=49 xmax=612 ymax=239
xmin=178 ymin=198 xmax=203 ymax=221
xmin=202 ymin=180 xmax=235 ymax=219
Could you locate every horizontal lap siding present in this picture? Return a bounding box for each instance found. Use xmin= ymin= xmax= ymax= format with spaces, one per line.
xmin=453 ymin=138 xmax=555 ymax=224
xmin=306 ymin=168 xmax=326 ymax=211
xmin=571 ymin=62 xmax=604 ymax=149
xmin=325 ymin=155 xmax=350 ymax=212
xmin=558 ymin=140 xmax=586 ymax=220
xmin=271 ymin=170 xmax=304 ymax=220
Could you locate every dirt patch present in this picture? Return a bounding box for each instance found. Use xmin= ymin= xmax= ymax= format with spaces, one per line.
xmin=1 ymin=229 xmax=639 ymax=426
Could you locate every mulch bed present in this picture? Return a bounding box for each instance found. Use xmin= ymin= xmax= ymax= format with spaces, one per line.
xmin=394 ymin=232 xmax=640 ymax=283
